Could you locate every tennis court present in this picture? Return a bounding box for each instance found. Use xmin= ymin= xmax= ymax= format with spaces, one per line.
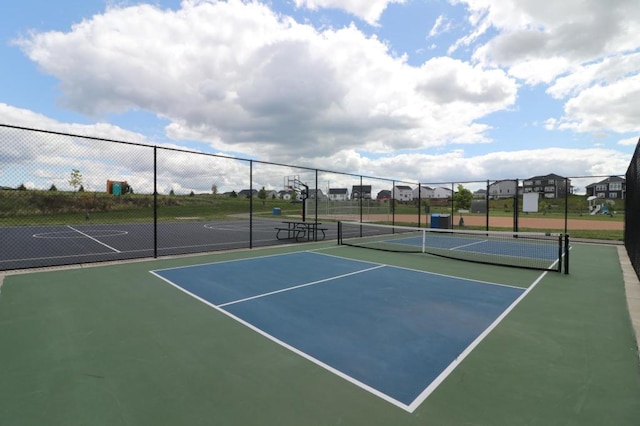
xmin=1 ymin=238 xmax=639 ymax=425
xmin=0 ymin=219 xmax=338 ymax=270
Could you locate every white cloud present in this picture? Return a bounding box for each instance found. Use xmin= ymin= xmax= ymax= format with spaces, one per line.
xmin=16 ymin=0 xmax=517 ymax=163
xmin=293 ymin=0 xmax=406 ymax=25
xmin=428 ymin=15 xmax=451 ymax=38
xmin=465 ymin=0 xmax=640 ymax=69
xmin=618 ymin=136 xmax=639 ymax=146
xmin=555 ymin=74 xmax=640 ymax=134
xmin=451 ymin=0 xmax=640 ymax=135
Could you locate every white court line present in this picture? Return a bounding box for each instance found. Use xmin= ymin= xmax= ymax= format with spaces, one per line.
xmin=150 ymin=264 xmax=411 ymax=412
xmin=406 ymin=269 xmax=548 ymax=412
xmin=218 ymin=265 xmax=385 ymax=307
xmin=449 ymin=239 xmax=489 ymax=251
xmin=66 ymin=225 xmax=121 ymax=253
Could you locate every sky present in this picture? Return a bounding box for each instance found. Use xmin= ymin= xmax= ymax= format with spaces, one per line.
xmin=1 ymin=0 xmax=640 ymax=195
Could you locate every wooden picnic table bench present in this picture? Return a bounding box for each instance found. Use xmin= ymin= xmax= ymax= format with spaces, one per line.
xmin=275 ymin=221 xmax=327 ymax=242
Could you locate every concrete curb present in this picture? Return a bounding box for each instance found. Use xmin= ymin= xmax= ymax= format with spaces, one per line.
xmin=618 ymin=246 xmax=640 ymax=361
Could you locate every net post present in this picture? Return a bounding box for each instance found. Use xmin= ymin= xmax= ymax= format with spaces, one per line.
xmin=249 ymin=160 xmax=253 ymax=249
xmin=337 ymin=221 xmax=342 ymax=245
xmin=564 ymin=234 xmax=570 ymax=274
xmin=485 ymin=180 xmax=490 ymax=232
xmin=557 ymin=234 xmax=562 ymax=273
xmin=421 ymin=229 xmax=426 ymax=253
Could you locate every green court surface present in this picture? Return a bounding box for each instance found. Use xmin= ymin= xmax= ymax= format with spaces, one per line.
xmin=1 ymin=242 xmax=639 ymax=425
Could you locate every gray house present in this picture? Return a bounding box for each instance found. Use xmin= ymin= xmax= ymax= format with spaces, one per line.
xmin=522 ymin=174 xmax=570 ymax=199
xmin=586 ymin=176 xmax=626 ymax=199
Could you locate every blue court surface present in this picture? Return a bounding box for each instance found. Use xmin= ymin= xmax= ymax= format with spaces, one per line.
xmin=391 ymin=234 xmax=560 ymax=260
xmin=151 ymin=251 xmax=526 ymax=411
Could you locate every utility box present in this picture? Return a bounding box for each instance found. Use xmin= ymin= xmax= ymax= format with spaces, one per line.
xmin=430 ymin=214 xmax=440 ymax=228
xmin=438 ymin=214 xmax=451 ymax=229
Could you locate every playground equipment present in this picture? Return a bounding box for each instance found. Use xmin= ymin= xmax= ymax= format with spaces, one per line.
xmin=587 ymin=196 xmax=611 ymax=215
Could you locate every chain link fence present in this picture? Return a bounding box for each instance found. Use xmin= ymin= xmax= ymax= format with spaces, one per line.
xmin=0 ymin=124 xmax=626 ymax=271
xmin=625 ymin=139 xmax=640 ymax=280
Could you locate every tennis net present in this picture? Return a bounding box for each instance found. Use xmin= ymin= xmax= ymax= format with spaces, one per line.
xmin=338 ymin=221 xmax=569 ymax=273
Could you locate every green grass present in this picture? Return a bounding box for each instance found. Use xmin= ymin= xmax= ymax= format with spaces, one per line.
xmin=0 ymin=190 xmax=624 ymax=241
xmin=0 ymin=190 xmax=300 ymax=226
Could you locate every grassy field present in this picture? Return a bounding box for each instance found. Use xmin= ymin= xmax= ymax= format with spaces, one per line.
xmin=0 ymin=189 xmax=623 ymax=241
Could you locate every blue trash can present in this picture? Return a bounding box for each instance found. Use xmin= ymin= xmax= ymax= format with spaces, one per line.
xmin=272 ymin=207 xmax=281 ymax=216
xmin=430 ymin=214 xmax=440 ymax=228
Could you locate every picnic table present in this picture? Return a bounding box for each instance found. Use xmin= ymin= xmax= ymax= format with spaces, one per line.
xmin=275 ymin=221 xmax=327 ymax=242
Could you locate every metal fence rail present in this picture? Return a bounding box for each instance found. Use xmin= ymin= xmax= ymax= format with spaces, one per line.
xmin=0 ymin=124 xmax=625 ymax=271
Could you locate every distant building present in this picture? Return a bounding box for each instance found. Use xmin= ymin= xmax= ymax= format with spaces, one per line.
xmin=328 ymin=188 xmax=348 ymax=201
xmin=351 ymin=185 xmax=372 ymax=200
xmin=376 ymin=190 xmax=391 ymax=200
xmin=586 ymin=176 xmax=626 ymax=199
xmin=523 ymin=174 xmax=570 ymax=199
xmin=489 ymin=179 xmax=518 ymax=199
xmin=432 ymin=187 xmax=453 ymax=199
xmin=278 ymin=189 xmax=293 ymax=200
xmin=307 ymin=189 xmax=327 ymax=200
xmin=473 ymin=188 xmax=487 ymax=199
xmin=238 ymin=189 xmax=257 ymax=198
xmin=393 ymin=185 xmax=413 ymax=202
xmin=412 ymin=186 xmax=434 ymax=199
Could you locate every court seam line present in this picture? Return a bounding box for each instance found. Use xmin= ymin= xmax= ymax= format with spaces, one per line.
xmin=66 ymin=225 xmax=121 ymax=253
xmin=217 ymin=265 xmax=386 ymax=307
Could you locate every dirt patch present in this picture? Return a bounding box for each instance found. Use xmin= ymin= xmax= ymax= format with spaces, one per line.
xmin=336 ymin=214 xmax=623 ymax=231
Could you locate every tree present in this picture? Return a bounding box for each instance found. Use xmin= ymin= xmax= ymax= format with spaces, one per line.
xmin=49 ymin=184 xmax=58 ymax=191
xmin=68 ymin=169 xmax=83 ymax=192
xmin=453 ymin=184 xmax=472 ymax=210
xmin=211 ymin=184 xmax=218 ymax=195
xmin=258 ymin=187 xmax=267 ymax=205
xmin=230 ymin=190 xmax=238 ymax=198
xmin=17 ymin=183 xmax=27 ymax=191
xmin=169 ymin=188 xmax=175 ymax=196
xmin=189 ymin=191 xmax=195 ymax=197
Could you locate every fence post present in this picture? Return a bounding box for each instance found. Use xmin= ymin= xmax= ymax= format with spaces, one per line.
xmin=249 ymin=160 xmax=253 ymax=249
xmin=153 ymin=146 xmax=158 ymax=258
xmin=392 ymin=180 xmax=396 ymax=226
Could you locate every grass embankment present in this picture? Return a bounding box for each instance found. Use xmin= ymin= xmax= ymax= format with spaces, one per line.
xmin=0 ymin=190 xmax=623 ymax=241
xmin=0 ymin=190 xmax=297 ymax=226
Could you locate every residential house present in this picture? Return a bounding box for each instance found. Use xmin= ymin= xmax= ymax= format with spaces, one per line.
xmin=351 ymin=185 xmax=372 ymax=200
xmin=376 ymin=190 xmax=391 ymax=200
xmin=278 ymin=189 xmax=293 ymax=201
xmin=238 ymin=189 xmax=257 ymax=198
xmin=307 ymin=188 xmax=327 ymax=200
xmin=586 ymin=176 xmax=626 ymax=199
xmin=489 ymin=179 xmax=518 ymax=199
xmin=522 ymin=173 xmax=570 ymax=199
xmin=263 ymin=190 xmax=278 ymax=199
xmin=393 ymin=185 xmax=413 ymax=202
xmin=328 ymin=188 xmax=349 ymax=201
xmin=473 ymin=188 xmax=487 ymax=199
xmin=412 ymin=186 xmax=434 ymax=200
xmin=432 ymin=187 xmax=453 ymax=199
